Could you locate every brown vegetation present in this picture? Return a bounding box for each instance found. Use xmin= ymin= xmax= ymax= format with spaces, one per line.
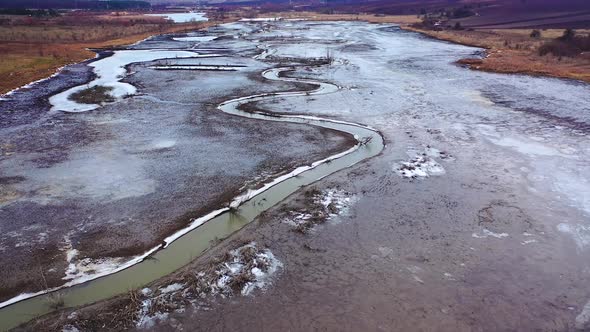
xmin=538 ymin=29 xmax=590 ymax=57
xmin=69 ymin=85 xmax=115 ymax=104
xmin=405 ymin=26 xmax=590 ymax=83
xmin=0 ymin=11 xmax=235 ymax=94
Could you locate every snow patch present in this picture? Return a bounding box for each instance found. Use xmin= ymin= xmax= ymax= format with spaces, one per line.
xmin=150 ymin=65 xmax=242 ymax=71
xmin=136 ymin=298 xmax=169 ymax=329
xmin=152 ymin=139 xmax=176 ymax=149
xmin=212 ymin=243 xmax=282 ymax=296
xmin=172 ymin=36 xmax=217 ymax=42
xmin=576 ymin=300 xmax=590 ymax=330
xmin=134 ymin=243 xmax=281 ymax=329
xmin=557 ymin=223 xmax=590 ymax=249
xmin=146 ymin=12 xmax=208 ymax=23
xmin=472 ymin=229 xmax=509 ymax=239
xmin=240 ymin=17 xmax=283 ymax=22
xmin=62 ymin=325 xmax=80 ymax=332
xmin=377 ymin=246 xmax=394 ymax=258
xmin=318 ymin=189 xmax=357 ymax=220
xmin=394 ymin=146 xmax=450 ymax=178
xmin=395 ymin=156 xmax=445 ymax=178
xmin=283 ymin=189 xmax=357 ymax=231
xmin=159 ymin=283 xmax=184 ymax=294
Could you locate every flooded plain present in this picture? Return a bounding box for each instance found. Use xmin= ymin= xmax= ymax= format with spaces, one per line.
xmin=2 ymin=19 xmax=590 ymax=331
xmin=0 ymin=25 xmax=354 ymax=306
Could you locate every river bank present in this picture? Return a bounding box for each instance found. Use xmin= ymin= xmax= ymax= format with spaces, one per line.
xmin=402 ymin=26 xmax=590 ymax=83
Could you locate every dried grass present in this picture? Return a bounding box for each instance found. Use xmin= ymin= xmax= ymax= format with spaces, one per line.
xmin=69 ymin=85 xmax=114 ymax=104
xmin=63 ymin=289 xmax=142 ymax=331
xmin=0 ymin=14 xmax=232 ymax=94
xmin=405 ymin=26 xmax=590 ymax=83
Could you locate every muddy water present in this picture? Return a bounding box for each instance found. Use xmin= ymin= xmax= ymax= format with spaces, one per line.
xmin=0 ymin=63 xmax=383 ymax=331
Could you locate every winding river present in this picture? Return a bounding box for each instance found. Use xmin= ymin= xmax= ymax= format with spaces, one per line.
xmin=0 ymin=55 xmax=384 ymax=330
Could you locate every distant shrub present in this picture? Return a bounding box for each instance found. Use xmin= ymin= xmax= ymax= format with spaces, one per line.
xmin=69 ymin=85 xmax=115 ymax=104
xmin=539 ymin=40 xmax=579 ymax=57
xmin=538 ymin=30 xmax=590 ymax=57
xmin=560 ymin=28 xmax=576 ymax=41
xmin=0 ymin=8 xmax=59 ymax=16
xmin=452 ymin=7 xmax=474 ymax=19
xmin=530 ymin=29 xmax=541 ymax=38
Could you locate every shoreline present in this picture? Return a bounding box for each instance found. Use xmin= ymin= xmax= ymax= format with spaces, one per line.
xmin=401 ymin=26 xmax=590 ymax=84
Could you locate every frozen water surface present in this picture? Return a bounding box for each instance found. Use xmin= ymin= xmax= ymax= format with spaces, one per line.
xmin=146 ymin=12 xmax=208 ymax=23
xmin=172 ymin=36 xmax=217 ymax=42
xmin=254 ymin=20 xmax=590 ymax=224
xmin=50 ymin=50 xmax=216 ymax=112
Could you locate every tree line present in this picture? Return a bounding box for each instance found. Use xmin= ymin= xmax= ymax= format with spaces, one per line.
xmin=0 ymin=0 xmax=150 ymax=10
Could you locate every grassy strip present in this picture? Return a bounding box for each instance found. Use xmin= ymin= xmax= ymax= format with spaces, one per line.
xmin=68 ymin=85 xmax=114 ymax=104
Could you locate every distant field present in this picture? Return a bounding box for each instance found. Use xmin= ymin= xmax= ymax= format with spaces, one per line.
xmin=285 ymin=0 xmax=590 ymax=29
xmin=456 ymin=11 xmax=590 ymax=29
xmin=449 ymin=0 xmax=590 ymax=29
xmin=263 ymin=11 xmax=421 ymax=24
xmin=0 ymin=20 xmax=166 ymax=43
